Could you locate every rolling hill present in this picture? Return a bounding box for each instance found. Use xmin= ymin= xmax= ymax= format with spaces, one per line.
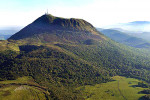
xmin=0 ymin=14 xmax=150 ymax=99
xmin=102 ymin=21 xmax=150 ymax=42
xmin=99 ymin=29 xmax=150 ymax=48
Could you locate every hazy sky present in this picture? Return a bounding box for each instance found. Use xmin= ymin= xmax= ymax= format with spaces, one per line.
xmin=1 ymin=0 xmax=150 ymax=27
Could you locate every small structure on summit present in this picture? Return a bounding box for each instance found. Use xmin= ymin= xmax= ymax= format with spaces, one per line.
xmin=45 ymin=9 xmax=48 ymax=15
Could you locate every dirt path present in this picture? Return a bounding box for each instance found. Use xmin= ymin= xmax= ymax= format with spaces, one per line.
xmin=117 ymin=81 xmax=127 ymax=100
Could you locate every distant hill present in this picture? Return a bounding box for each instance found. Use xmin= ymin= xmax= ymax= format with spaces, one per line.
xmin=96 ymin=28 xmax=104 ymax=31
xmin=99 ymin=29 xmax=150 ymax=48
xmin=100 ymin=29 xmax=130 ymax=41
xmin=0 ymin=30 xmax=19 ymax=35
xmin=103 ymin=21 xmax=150 ymax=32
xmin=0 ymin=35 xmax=12 ymax=40
xmin=135 ymin=43 xmax=150 ymax=48
xmin=0 ymin=27 xmax=21 ymax=40
xmin=0 ymin=36 xmax=4 ymax=40
xmin=0 ymin=26 xmax=22 ymax=35
xmin=102 ymin=21 xmax=150 ymax=41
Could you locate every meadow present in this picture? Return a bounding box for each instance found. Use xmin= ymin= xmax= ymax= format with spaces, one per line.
xmin=77 ymin=76 xmax=148 ymax=100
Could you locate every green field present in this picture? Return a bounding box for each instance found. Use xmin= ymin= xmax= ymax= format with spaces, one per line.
xmin=0 ymin=77 xmax=50 ymax=100
xmin=77 ymin=76 xmax=148 ymax=100
xmin=0 ymin=76 xmax=149 ymax=100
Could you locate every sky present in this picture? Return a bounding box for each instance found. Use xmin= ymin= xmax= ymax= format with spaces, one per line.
xmin=1 ymin=0 xmax=150 ymax=28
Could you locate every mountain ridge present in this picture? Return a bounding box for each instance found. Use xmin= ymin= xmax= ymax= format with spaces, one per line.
xmin=32 ymin=14 xmax=96 ymax=31
xmin=99 ymin=29 xmax=150 ymax=48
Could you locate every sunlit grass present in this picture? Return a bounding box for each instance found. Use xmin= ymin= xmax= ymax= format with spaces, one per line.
xmin=0 ymin=76 xmax=33 ymax=84
xmin=0 ymin=77 xmax=48 ymax=100
xmin=77 ymin=76 xmax=147 ymax=100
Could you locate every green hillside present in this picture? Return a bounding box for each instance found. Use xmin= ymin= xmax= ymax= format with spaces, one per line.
xmin=0 ymin=14 xmax=150 ymax=99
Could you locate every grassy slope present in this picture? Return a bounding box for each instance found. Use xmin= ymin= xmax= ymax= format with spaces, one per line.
xmin=0 ymin=77 xmax=50 ymax=100
xmin=77 ymin=76 xmax=148 ymax=100
xmin=0 ymin=40 xmax=19 ymax=51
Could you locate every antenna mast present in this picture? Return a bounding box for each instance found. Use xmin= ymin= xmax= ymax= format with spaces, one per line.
xmin=45 ymin=9 xmax=48 ymax=15
xmin=47 ymin=9 xmax=48 ymax=14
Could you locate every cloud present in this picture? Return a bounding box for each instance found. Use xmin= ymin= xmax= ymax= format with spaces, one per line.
xmin=1 ymin=0 xmax=150 ymax=27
